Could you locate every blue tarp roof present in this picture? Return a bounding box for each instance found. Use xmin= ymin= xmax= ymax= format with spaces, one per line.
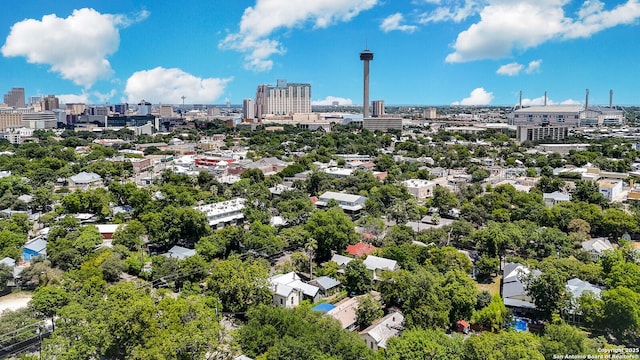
xmin=311 ymin=302 xmax=336 ymax=313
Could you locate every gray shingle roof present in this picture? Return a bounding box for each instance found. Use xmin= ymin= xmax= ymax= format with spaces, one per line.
xmin=363 ymin=255 xmax=398 ymax=271
xmin=70 ymin=171 xmax=102 ymax=184
xmin=360 ymin=311 xmax=404 ymax=349
xmin=330 ymin=254 xmax=354 ymax=267
xmin=165 ymin=245 xmax=196 ymax=260
xmin=311 ymin=276 xmax=340 ymax=291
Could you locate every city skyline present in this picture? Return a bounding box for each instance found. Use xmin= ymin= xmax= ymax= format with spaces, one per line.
xmin=1 ymin=1 xmax=639 ymax=107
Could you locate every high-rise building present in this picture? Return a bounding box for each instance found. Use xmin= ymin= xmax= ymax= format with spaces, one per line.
xmin=158 ymin=105 xmax=174 ymax=118
xmin=424 ymin=108 xmax=437 ymax=120
xmin=372 ymin=100 xmax=384 ymax=117
xmin=360 ymin=49 xmax=374 ymax=118
xmin=137 ymin=100 xmax=152 ymax=116
xmin=66 ymin=103 xmax=86 ymax=115
xmin=243 ymin=99 xmax=255 ymax=120
xmin=255 ymin=80 xmax=311 ymax=119
xmin=113 ymin=103 xmax=129 ymax=115
xmin=0 ymin=109 xmax=23 ymax=130
xmin=29 ymin=96 xmax=43 ymax=106
xmin=3 ymin=88 xmax=25 ymax=108
xmin=41 ymin=95 xmax=60 ymax=110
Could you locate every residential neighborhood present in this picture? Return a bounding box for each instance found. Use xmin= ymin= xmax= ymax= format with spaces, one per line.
xmin=0 ymin=97 xmax=640 ymax=359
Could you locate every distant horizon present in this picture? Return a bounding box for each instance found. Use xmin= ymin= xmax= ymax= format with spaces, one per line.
xmin=2 ymin=2 xmax=640 ymax=106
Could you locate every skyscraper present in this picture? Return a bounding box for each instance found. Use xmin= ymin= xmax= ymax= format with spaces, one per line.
xmin=3 ymin=88 xmax=25 ymax=108
xmin=41 ymin=95 xmax=60 ymax=110
xmin=360 ymin=49 xmax=374 ymax=118
xmin=372 ymin=100 xmax=384 ymax=117
xmin=243 ymin=98 xmax=255 ymax=120
xmin=255 ymin=80 xmax=311 ymax=119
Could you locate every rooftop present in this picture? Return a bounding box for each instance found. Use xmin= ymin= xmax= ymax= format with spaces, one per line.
xmin=360 ymin=311 xmax=404 ymax=349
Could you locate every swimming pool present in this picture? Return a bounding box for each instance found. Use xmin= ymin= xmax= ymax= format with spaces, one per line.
xmin=513 ymin=317 xmax=528 ymax=332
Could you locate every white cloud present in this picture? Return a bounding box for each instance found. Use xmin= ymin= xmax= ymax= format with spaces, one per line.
xmin=452 ymin=87 xmax=493 ymax=105
xmin=519 ymin=96 xmax=581 ymax=106
xmin=445 ymin=0 xmax=640 ymax=63
xmin=220 ymin=0 xmax=378 ymax=71
xmin=93 ymin=89 xmax=118 ymax=104
xmin=525 ymin=59 xmax=542 ymax=74
xmin=496 ymin=62 xmax=524 ymax=76
xmin=380 ymin=13 xmax=418 ymax=33
xmin=560 ymin=99 xmax=581 ymax=105
xmin=124 ymin=67 xmax=231 ymax=104
xmin=563 ymin=0 xmax=640 ymax=39
xmin=58 ymin=93 xmax=90 ymax=104
xmin=419 ymin=0 xmax=482 ymax=24
xmin=1 ymin=8 xmax=148 ymax=88
xmin=312 ymin=96 xmax=353 ymax=106
xmin=497 ymin=59 xmax=542 ymax=76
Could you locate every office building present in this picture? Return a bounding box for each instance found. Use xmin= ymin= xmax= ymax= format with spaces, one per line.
xmin=424 ymin=108 xmax=437 ymax=119
xmin=41 ymin=95 xmax=60 ymax=111
xmin=4 ymin=88 xmax=25 ymax=108
xmin=255 ymin=80 xmax=311 ymax=119
xmin=372 ymin=100 xmax=384 ymax=117
xmin=66 ymin=103 xmax=86 ymax=116
xmin=516 ymin=125 xmax=569 ymax=143
xmin=113 ymin=103 xmax=129 ymax=115
xmin=22 ymin=111 xmax=57 ymax=129
xmin=242 ymin=98 xmax=255 ymax=120
xmin=0 ymin=110 xmax=23 ymax=131
xmin=138 ymin=100 xmax=152 ymax=115
xmin=363 ymin=118 xmax=402 ymax=132
xmin=158 ymin=105 xmax=174 ymax=118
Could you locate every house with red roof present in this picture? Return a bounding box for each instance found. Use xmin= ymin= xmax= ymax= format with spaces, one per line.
xmin=346 ymin=242 xmax=377 ymax=257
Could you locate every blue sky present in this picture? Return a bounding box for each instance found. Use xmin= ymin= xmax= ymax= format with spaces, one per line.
xmin=1 ymin=0 xmax=639 ymax=106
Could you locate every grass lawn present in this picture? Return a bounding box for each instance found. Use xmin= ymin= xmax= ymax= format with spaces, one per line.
xmin=477 ymin=275 xmax=501 ymax=296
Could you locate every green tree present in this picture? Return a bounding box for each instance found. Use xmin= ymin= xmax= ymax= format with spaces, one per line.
xmin=523 ymin=267 xmax=571 ymax=319
xmin=379 ymin=268 xmax=450 ymax=329
xmin=304 ymin=207 xmax=358 ymax=261
xmin=112 ymin=220 xmax=146 ymax=251
xmin=540 ymin=323 xmax=591 ymax=360
xmin=206 ymin=257 xmax=271 ymax=312
xmin=355 ymin=293 xmax=383 ymax=329
xmin=470 ymin=295 xmax=508 ymax=332
xmin=426 ymin=246 xmax=472 ymax=275
xmin=141 ymin=205 xmax=211 ymax=249
xmin=475 ymin=255 xmax=500 ymax=280
xmin=431 ymin=185 xmax=460 ymax=216
xmin=464 ymin=331 xmax=544 ymax=360
xmin=572 ymin=180 xmax=608 ymax=207
xmin=30 ymin=285 xmax=70 ymax=330
xmin=237 ymin=304 xmax=374 ymax=360
xmin=385 ymin=329 xmax=464 ymax=360
xmin=343 ymin=259 xmax=372 ymax=295
xmin=599 ymin=287 xmax=640 ymax=343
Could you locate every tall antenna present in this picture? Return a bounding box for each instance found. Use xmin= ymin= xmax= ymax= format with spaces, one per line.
xmin=181 ymin=95 xmax=186 ymax=107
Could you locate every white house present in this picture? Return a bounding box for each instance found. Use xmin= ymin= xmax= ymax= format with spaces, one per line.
xmin=360 ymin=311 xmax=404 ymax=351
xmin=598 ymin=180 xmax=622 ymax=201
xmin=315 ymin=191 xmax=367 ymax=214
xmin=502 ymin=262 xmax=539 ymax=310
xmin=581 ymin=238 xmax=613 ymax=259
xmin=543 ymin=191 xmax=571 ymax=207
xmin=363 ymin=255 xmax=399 ymax=281
xmin=269 ymin=272 xmax=321 ymax=307
xmin=402 ymin=179 xmax=435 ymax=201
